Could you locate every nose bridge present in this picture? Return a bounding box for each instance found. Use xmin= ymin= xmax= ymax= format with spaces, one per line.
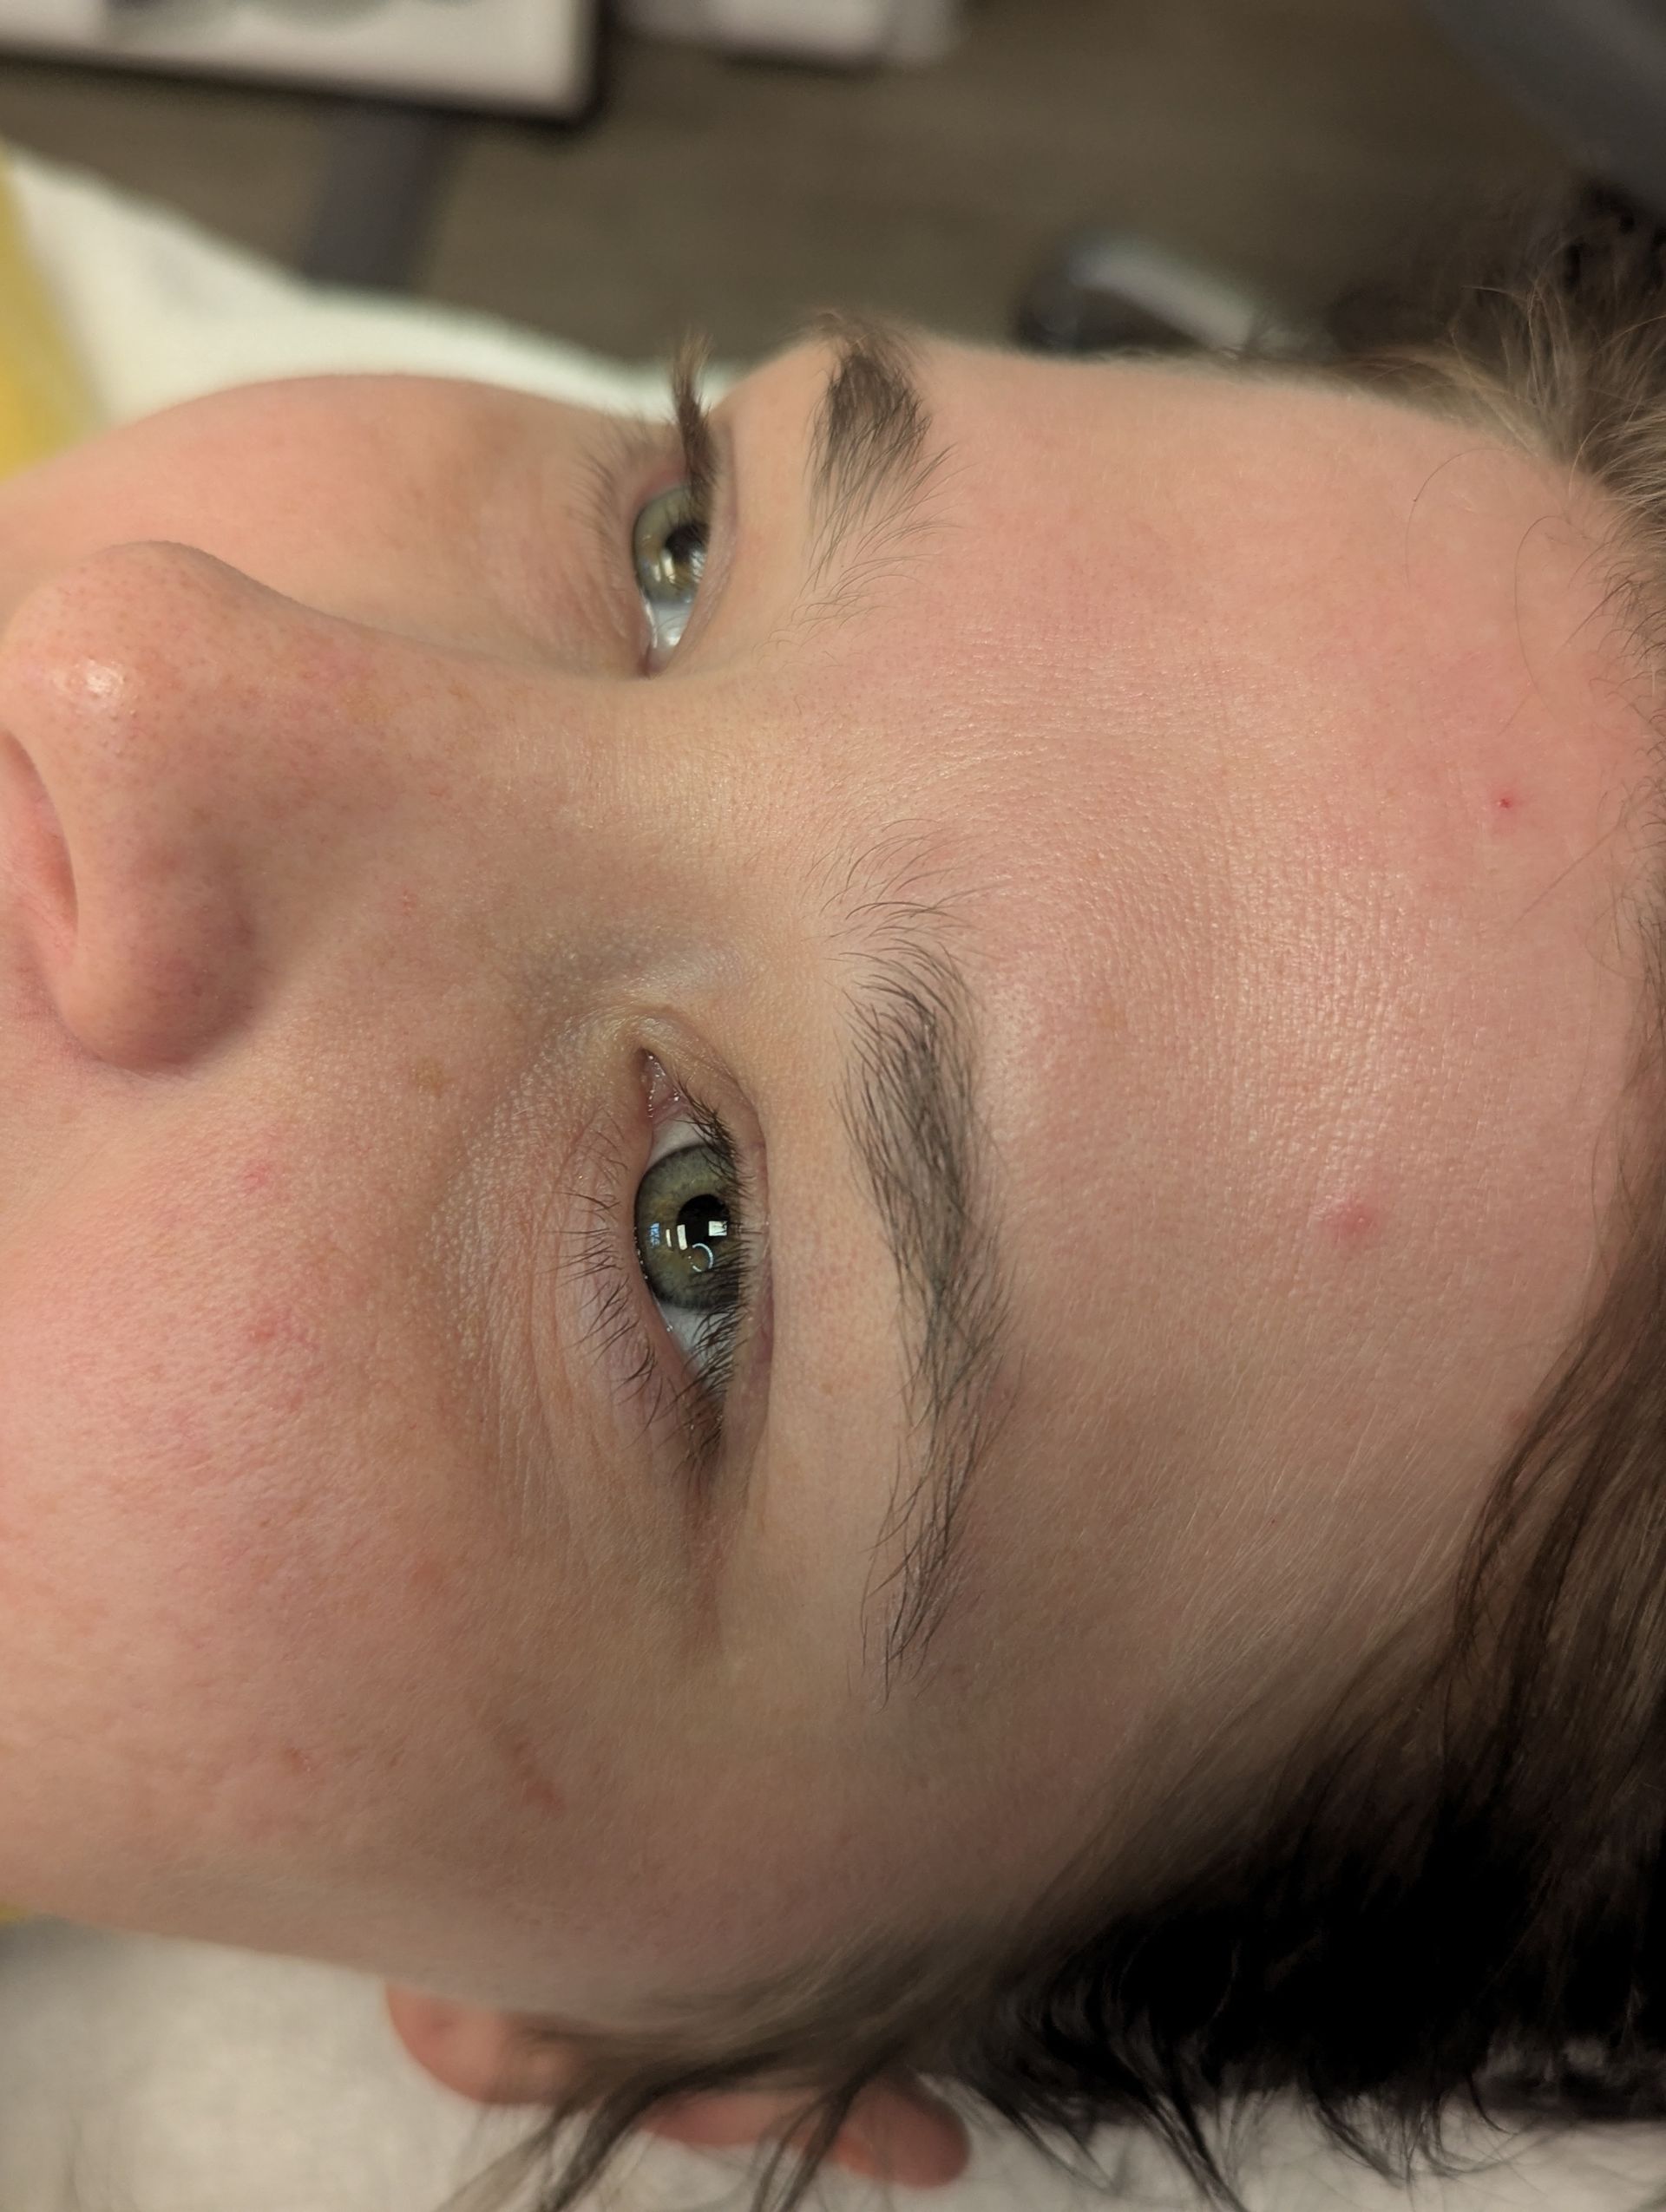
xmin=0 ymin=540 xmax=406 ymax=1070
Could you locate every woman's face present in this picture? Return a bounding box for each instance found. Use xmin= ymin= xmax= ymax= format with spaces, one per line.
xmin=0 ymin=331 xmax=1649 ymax=2023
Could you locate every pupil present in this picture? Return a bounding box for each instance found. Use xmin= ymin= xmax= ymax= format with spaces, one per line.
xmin=677 ymin=1194 xmax=728 ymax=1272
xmin=677 ymin=1203 xmax=725 ymax=1256
xmin=666 ymin=520 xmax=706 ymax=580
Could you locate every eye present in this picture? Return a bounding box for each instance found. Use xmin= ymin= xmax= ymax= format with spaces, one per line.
xmin=633 ymin=1102 xmax=749 ymax=1396
xmin=631 ymin=481 xmax=710 ymax=657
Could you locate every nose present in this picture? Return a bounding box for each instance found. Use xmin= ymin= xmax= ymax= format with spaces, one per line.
xmin=0 ymin=540 xmax=397 ymax=1070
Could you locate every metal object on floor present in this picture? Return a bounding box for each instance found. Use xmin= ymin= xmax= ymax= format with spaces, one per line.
xmin=1015 ymin=234 xmax=1295 ymax=357
xmin=300 ymin=97 xmax=456 ymax=289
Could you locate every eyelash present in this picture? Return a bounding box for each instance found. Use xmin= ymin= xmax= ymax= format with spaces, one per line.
xmin=572 ymin=360 xmax=753 ymax=1480
xmin=583 ymin=333 xmax=721 ymax=673
xmin=574 ymin=1065 xmax=762 ymax=1489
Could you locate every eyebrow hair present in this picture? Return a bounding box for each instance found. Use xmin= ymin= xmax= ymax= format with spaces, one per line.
xmin=773 ymin=323 xmax=1014 ymax=1703
xmin=793 ymin=308 xmax=955 ymax=626
xmin=822 ymin=835 xmax=1019 ymax=1706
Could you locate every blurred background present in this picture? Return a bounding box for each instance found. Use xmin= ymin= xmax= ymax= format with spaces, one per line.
xmin=0 ymin=0 xmax=1575 ymax=366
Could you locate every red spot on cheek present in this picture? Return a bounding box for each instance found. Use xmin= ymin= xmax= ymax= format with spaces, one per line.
xmin=1495 ymin=790 xmax=1518 ymax=815
xmin=498 ymin=1724 xmax=566 ymax=1822
xmin=245 ymin=1303 xmax=313 ymax=1352
xmin=1321 ymin=1196 xmax=1382 ymax=1251
xmin=240 ymin=1157 xmax=276 ymax=1194
xmin=407 ymin=1553 xmax=447 ymax=1599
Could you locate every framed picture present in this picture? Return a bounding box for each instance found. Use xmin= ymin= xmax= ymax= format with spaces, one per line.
xmin=0 ymin=0 xmax=599 ymax=116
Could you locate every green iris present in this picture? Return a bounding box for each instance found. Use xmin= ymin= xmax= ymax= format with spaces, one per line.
xmin=633 ymin=482 xmax=708 ymax=606
xmin=634 ymin=1142 xmax=738 ymax=1313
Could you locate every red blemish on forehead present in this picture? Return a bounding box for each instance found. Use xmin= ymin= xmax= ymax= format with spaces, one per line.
xmin=1320 ymin=1196 xmax=1381 ymax=1250
xmin=1494 ymin=790 xmax=1518 ymax=815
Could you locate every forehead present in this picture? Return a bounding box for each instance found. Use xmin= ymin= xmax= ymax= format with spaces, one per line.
xmin=726 ymin=336 xmax=1625 ymax=805
xmin=723 ymin=337 xmax=1632 ymax=991
xmin=922 ymin=344 xmax=1591 ymax=672
xmin=734 ymin=340 xmax=1654 ymax=1798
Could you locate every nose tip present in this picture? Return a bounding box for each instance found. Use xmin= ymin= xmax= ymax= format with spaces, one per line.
xmin=0 ymin=540 xmax=302 ymax=1069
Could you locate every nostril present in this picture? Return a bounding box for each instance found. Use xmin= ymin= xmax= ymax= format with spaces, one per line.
xmin=0 ymin=731 xmax=75 ymax=963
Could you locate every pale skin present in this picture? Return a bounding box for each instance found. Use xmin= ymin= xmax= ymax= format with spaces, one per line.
xmin=0 ymin=333 xmax=1653 ymax=2186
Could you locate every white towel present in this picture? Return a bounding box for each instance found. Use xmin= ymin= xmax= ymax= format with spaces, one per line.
xmin=3 ymin=141 xmax=704 ymax=428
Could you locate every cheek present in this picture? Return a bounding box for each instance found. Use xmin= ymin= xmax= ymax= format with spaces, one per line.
xmin=0 ymin=1122 xmax=461 ymax=1895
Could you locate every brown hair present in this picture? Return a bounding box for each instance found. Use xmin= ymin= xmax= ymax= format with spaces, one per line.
xmin=456 ymin=189 xmax=1666 ymax=2212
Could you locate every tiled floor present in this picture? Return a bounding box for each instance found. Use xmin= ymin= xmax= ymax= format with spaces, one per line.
xmin=0 ymin=2 xmax=1567 ymax=366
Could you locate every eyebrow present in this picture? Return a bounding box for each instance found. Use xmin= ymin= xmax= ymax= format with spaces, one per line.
xmin=794 ymin=308 xmax=954 ymax=627
xmin=781 ymin=319 xmax=1016 ymax=1702
xmin=828 ymin=847 xmax=1018 ymax=1705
